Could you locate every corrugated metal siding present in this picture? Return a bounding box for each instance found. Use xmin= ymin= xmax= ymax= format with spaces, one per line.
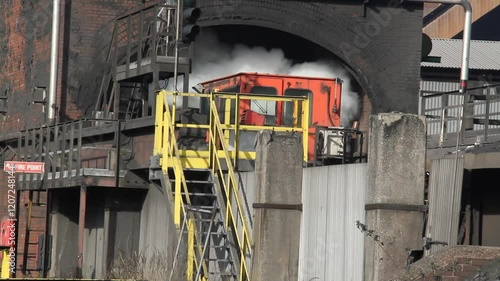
xmin=425 ymin=158 xmax=464 ymax=256
xmin=299 ymin=163 xmax=367 ymax=281
xmin=237 ymin=164 xmax=367 ymax=281
xmin=420 ymin=81 xmax=500 ymax=136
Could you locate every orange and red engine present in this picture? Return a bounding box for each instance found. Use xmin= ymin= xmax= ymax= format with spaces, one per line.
xmin=198 ymin=72 xmax=343 ymax=162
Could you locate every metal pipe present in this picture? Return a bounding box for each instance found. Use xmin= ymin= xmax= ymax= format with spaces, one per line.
xmin=407 ymin=0 xmax=472 ymax=248
xmin=406 ymin=0 xmax=472 ymax=93
xmin=173 ymin=0 xmax=182 ymax=92
xmin=77 ymin=186 xmax=87 ymax=278
xmin=168 ymin=213 xmax=189 ymax=281
xmin=48 ymin=0 xmax=61 ymax=124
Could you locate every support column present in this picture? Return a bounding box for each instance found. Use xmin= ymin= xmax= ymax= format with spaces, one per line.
xmin=364 ymin=113 xmax=426 ymax=281
xmin=77 ymin=186 xmax=86 ymax=278
xmin=251 ymin=131 xmax=303 ymax=281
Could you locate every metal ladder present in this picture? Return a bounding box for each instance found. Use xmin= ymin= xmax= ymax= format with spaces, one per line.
xmin=20 ymin=190 xmax=48 ymax=276
xmin=118 ymin=82 xmax=144 ymax=120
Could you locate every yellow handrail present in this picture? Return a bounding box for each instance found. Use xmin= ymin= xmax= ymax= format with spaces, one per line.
xmin=155 ymin=92 xmax=209 ymax=281
xmin=154 ymin=90 xmax=310 ymax=281
xmin=208 ymin=98 xmax=253 ymax=280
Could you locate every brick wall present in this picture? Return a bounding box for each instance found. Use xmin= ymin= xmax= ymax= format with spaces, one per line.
xmin=0 ymin=0 xmax=161 ymax=131
xmin=359 ymin=92 xmax=373 ymax=155
xmin=0 ymin=0 xmax=158 ymax=276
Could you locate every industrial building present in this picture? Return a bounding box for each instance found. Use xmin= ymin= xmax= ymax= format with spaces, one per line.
xmin=0 ymin=1 xmax=499 ymax=281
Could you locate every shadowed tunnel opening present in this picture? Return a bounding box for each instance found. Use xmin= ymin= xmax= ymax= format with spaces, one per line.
xmin=190 ymin=25 xmax=370 ymax=129
xmin=206 ymin=25 xmax=333 ymax=64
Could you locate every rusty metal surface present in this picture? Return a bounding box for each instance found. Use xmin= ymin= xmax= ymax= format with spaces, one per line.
xmin=423 ymin=0 xmax=500 ymax=38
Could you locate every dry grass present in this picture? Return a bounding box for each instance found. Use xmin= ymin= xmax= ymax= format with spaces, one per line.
xmin=106 ymin=248 xmax=171 ymax=281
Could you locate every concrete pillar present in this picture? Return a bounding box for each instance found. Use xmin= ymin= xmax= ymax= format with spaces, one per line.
xmin=251 ymin=131 xmax=303 ymax=281
xmin=364 ymin=113 xmax=426 ymax=281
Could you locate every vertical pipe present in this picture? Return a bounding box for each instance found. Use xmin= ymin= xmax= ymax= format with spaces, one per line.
xmin=115 ymin=120 xmax=121 ymax=189
xmin=173 ymin=0 xmax=182 ymax=92
xmin=42 ymin=190 xmax=51 ymax=277
xmin=48 ymin=0 xmax=61 ymax=124
xmin=405 ymin=0 xmax=471 ymax=92
xmin=77 ymin=186 xmax=86 ymax=278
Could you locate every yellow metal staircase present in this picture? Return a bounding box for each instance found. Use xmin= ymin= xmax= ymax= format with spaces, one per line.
xmin=153 ymin=90 xmax=310 ymax=281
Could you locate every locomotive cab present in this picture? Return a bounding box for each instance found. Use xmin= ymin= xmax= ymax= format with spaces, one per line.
xmin=194 ymin=72 xmax=363 ymax=165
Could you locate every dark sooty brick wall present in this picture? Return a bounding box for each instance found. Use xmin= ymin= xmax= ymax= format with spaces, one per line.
xmin=0 ymin=0 xmax=159 ymax=134
xmin=0 ymin=0 xmax=156 ymax=276
xmin=0 ymin=0 xmax=423 ymax=132
xmin=198 ymin=0 xmax=424 ymax=115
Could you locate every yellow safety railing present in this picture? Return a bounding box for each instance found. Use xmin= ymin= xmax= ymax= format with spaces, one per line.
xmin=154 ymin=90 xmax=310 ymax=281
xmin=154 ymin=92 xmax=208 ymax=281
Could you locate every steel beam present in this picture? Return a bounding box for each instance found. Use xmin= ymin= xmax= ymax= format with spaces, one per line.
xmin=76 ymin=186 xmax=86 ymax=278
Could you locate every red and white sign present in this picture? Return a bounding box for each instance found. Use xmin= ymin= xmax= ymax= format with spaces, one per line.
xmin=3 ymin=161 xmax=45 ymax=173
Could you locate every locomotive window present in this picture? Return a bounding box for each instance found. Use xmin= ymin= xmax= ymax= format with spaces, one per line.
xmin=200 ymin=86 xmax=239 ymax=122
xmin=218 ymin=86 xmax=239 ymax=123
xmin=249 ymin=86 xmax=278 ymax=116
xmin=283 ymin=88 xmax=313 ymax=126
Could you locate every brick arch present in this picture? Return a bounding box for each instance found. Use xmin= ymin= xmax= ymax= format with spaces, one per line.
xmin=197 ymin=0 xmax=424 ymax=114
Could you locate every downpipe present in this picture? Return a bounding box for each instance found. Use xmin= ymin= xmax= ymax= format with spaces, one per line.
xmin=405 ymin=0 xmax=472 ymax=251
xmin=405 ymin=0 xmax=472 ymax=94
xmin=48 ymin=0 xmax=60 ymax=124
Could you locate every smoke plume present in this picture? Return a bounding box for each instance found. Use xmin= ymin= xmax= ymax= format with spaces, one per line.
xmin=167 ymin=30 xmax=360 ymax=127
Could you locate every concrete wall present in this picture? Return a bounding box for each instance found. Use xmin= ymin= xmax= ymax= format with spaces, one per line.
xmin=139 ymin=184 xmax=179 ymax=281
xmin=49 ymin=189 xmax=80 ymax=278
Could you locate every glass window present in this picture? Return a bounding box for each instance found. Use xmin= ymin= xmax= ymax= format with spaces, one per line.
xmin=250 ymin=86 xmax=278 ymax=116
xmin=283 ymin=88 xmax=313 ymax=126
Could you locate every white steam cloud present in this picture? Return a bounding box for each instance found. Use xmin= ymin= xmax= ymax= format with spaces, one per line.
xmin=167 ymin=30 xmax=360 ymax=127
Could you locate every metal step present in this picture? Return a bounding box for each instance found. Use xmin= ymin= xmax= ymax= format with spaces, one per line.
xmin=25 ymin=203 xmax=46 ymax=207
xmin=196 ymin=245 xmax=230 ymax=249
xmin=207 ymin=258 xmax=233 ymax=263
xmin=183 ymin=231 xmax=227 ymax=236
xmin=182 ymin=168 xmax=211 ymax=172
xmin=180 ymin=192 xmax=216 ymax=197
xmin=170 ymin=179 xmax=213 ymax=184
xmin=187 ymin=205 xmax=218 ymax=209
xmin=208 ymin=272 xmax=236 ymax=276
xmin=30 ymin=215 xmax=46 ymax=219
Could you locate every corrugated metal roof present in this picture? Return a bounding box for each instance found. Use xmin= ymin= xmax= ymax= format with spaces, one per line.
xmin=422 ymin=39 xmax=500 ymax=70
